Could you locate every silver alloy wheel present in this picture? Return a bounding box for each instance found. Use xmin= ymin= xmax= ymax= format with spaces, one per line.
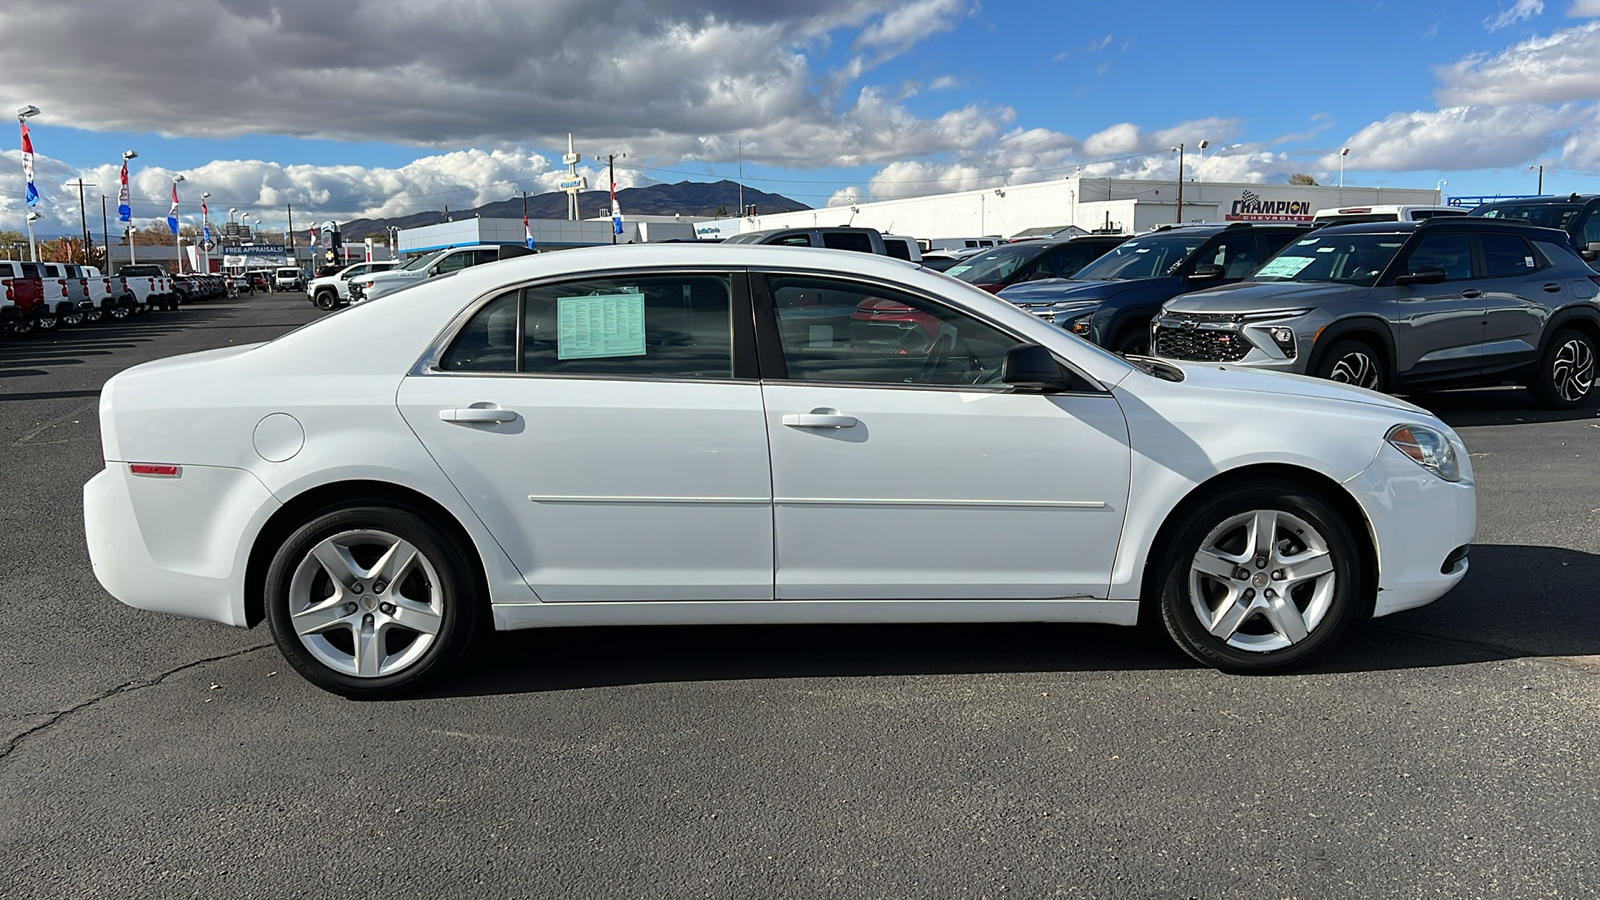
xmin=286 ymin=528 xmax=445 ymax=678
xmin=62 ymin=313 xmax=83 ymax=326
xmin=1327 ymin=351 xmax=1379 ymax=389
xmin=1188 ymin=509 xmax=1337 ymax=653
xmin=1551 ymin=337 xmax=1595 ymax=403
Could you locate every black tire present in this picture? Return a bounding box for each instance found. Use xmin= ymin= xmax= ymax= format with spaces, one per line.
xmin=10 ymin=317 xmax=34 ymax=336
xmin=1529 ymin=328 xmax=1596 ymax=409
xmin=265 ymin=504 xmax=480 ymax=698
xmin=1153 ymin=479 xmax=1362 ymax=674
xmin=1114 ymin=326 xmax=1150 ymax=357
xmin=314 ymin=290 xmax=338 ymax=310
xmin=1314 ymin=338 xmax=1387 ymax=391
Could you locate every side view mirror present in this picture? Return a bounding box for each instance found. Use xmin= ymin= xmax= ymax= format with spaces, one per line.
xmin=1186 ymin=264 xmax=1225 ymax=281
xmin=1001 ymin=343 xmax=1070 ymax=391
xmin=1582 ymin=241 xmax=1600 ymax=262
xmin=1394 ymin=265 xmax=1448 ymax=286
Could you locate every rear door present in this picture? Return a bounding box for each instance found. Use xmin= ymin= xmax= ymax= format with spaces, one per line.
xmin=1477 ymin=231 xmax=1551 ymax=369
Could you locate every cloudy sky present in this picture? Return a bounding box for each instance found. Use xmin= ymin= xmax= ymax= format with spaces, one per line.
xmin=6 ymin=0 xmax=1600 ymax=234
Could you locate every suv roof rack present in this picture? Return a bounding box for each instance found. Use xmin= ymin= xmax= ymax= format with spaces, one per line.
xmin=1416 ymin=216 xmax=1571 ymax=239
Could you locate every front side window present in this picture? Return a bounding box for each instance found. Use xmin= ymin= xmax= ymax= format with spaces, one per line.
xmin=767 ymin=275 xmax=1017 ymax=388
xmin=1403 ymin=233 xmax=1473 ymax=280
xmin=435 ymin=252 xmax=474 ymax=274
xmin=945 ymin=244 xmax=1046 ymax=283
xmin=1480 ymin=233 xmax=1539 ymax=278
xmin=1582 ymin=213 xmax=1600 ymax=247
xmin=1192 ymin=233 xmax=1262 ymax=278
xmin=440 ymin=292 xmax=519 ymax=372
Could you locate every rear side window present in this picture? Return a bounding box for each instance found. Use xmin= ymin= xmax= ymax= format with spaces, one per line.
xmin=769 ymin=233 xmax=812 ymax=247
xmin=1404 ymin=233 xmax=1472 ymax=280
xmin=821 ymin=232 xmax=874 ymax=253
xmin=523 ymin=274 xmax=733 ymax=379
xmin=884 ymin=240 xmax=912 ymax=261
xmin=1479 ymin=233 xmax=1539 ymax=278
xmin=436 ymin=252 xmax=474 ymax=274
xmin=440 ymin=291 xmax=519 ymax=372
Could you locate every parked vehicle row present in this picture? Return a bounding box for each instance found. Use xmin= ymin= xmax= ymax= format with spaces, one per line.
xmin=1 ymin=261 xmax=220 ymax=336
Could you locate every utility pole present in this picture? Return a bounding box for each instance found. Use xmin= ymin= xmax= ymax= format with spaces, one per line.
xmin=605 ymin=152 xmax=625 ymax=244
xmin=738 ymin=139 xmax=744 ymax=219
xmin=67 ymin=179 xmax=96 ymax=264
xmin=286 ymin=202 xmax=295 ymax=270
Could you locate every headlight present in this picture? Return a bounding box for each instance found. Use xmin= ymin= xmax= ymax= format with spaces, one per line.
xmin=1385 ymin=424 xmax=1460 ymax=482
xmin=1059 ymin=311 xmax=1094 ymax=335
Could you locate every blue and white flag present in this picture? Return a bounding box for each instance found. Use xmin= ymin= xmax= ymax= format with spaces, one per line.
xmin=20 ymin=122 xmax=39 ymax=207
xmin=610 ymin=179 xmax=623 ymax=235
xmin=167 ymin=181 xmax=179 ymax=234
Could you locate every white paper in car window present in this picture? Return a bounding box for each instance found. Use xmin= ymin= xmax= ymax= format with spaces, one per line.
xmin=557 ymin=291 xmax=646 ymax=360
xmin=1255 ymin=256 xmax=1315 ymax=278
xmin=1525 ymin=256 xmax=1535 ymax=267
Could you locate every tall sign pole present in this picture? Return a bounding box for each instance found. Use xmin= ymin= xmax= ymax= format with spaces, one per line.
xmin=67 ymin=179 xmax=96 ymax=265
xmin=562 ymin=133 xmax=583 ymax=221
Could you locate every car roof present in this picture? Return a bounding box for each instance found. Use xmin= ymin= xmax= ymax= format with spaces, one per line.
xmin=1310 ymin=219 xmax=1573 ymax=241
xmin=1475 ymin=194 xmax=1597 ymax=206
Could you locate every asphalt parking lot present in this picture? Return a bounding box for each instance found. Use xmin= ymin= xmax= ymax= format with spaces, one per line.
xmin=2 ymin=293 xmax=1597 ymax=899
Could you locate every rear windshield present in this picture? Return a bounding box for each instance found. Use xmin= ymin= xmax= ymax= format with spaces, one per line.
xmin=1474 ymin=203 xmax=1582 ymax=230
xmin=1251 ymin=233 xmax=1407 ymax=287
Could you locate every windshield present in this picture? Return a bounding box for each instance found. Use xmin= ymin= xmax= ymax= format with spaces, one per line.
xmin=945 ymin=244 xmax=1050 ymax=283
xmin=1250 ymin=233 xmax=1407 ymax=287
xmin=1475 ymin=203 xmax=1581 ymax=230
xmin=1071 ymin=234 xmax=1209 ymax=280
xmin=400 ymin=251 xmax=446 ymax=271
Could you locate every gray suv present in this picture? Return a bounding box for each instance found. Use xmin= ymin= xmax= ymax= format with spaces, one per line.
xmin=1152 ymin=219 xmax=1600 ymax=408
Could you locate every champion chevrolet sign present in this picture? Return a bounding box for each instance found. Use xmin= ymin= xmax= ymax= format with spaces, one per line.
xmin=1226 ymin=190 xmax=1312 ymax=222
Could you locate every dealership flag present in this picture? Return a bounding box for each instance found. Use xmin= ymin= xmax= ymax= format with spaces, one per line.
xmin=20 ymin=122 xmax=39 ymax=207
xmin=117 ymin=161 xmax=130 ymax=222
xmin=524 ymin=210 xmax=535 ymax=249
xmin=167 ymin=182 xmax=179 ymax=234
xmin=202 ymin=199 xmax=211 ymax=244
xmin=610 ymin=180 xmax=622 ymax=235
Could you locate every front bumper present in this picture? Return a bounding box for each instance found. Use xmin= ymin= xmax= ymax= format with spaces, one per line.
xmin=84 ymin=463 xmax=282 ymax=627
xmin=1346 ymin=440 xmax=1477 ymax=617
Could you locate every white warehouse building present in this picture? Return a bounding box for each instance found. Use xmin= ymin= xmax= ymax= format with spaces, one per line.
xmin=691 ymin=176 xmax=1446 ymax=242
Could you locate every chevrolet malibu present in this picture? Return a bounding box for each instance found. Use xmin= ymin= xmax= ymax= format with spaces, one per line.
xmin=85 ymin=244 xmax=1476 ymax=697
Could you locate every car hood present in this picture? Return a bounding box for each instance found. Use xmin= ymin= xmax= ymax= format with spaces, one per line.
xmin=997 ymin=278 xmax=1132 ymax=303
xmin=1162 ymin=357 xmax=1422 ymax=413
xmin=1162 ymin=280 xmax=1371 ymax=313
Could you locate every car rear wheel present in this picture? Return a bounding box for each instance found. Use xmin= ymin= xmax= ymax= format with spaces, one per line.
xmin=1314 ymin=339 xmax=1386 ymax=391
xmin=1154 ymin=479 xmax=1361 ymax=673
xmin=1530 ymin=328 xmax=1596 ymax=409
xmin=36 ymin=313 xmax=59 ymax=332
xmin=265 ymin=504 xmax=480 ymax=698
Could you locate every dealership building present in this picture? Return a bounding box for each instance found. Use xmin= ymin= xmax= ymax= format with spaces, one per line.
xmin=690 ymin=176 xmax=1446 ymax=241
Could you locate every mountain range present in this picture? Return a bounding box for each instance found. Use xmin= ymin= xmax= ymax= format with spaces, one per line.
xmin=337 ymin=179 xmax=809 ymax=238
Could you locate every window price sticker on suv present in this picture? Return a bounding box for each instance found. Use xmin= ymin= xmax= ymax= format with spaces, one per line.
xmin=557 ymin=292 xmax=646 ymax=359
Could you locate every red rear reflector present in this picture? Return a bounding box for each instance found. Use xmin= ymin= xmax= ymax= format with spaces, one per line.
xmin=129 ymin=464 xmax=181 ymax=477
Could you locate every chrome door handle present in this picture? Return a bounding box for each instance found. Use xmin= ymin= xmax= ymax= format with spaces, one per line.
xmin=781 ymin=413 xmax=858 ymax=429
xmin=439 ymin=407 xmax=518 ymax=424
xmin=1459 ymin=289 xmax=1482 ymax=298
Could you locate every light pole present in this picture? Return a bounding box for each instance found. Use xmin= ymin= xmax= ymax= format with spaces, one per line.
xmin=1527 ymin=164 xmax=1544 ymax=194
xmin=122 ymin=150 xmax=139 ymax=265
xmin=1436 ymin=180 xmax=1448 ymax=204
xmin=1338 ymin=147 xmax=1350 ymax=188
xmin=200 ymin=192 xmax=210 ymax=273
xmin=170 ymin=174 xmax=186 ymax=274
xmin=26 ymin=211 xmax=42 ymax=262
xmin=1194 ymin=139 xmax=1211 ymax=185
xmin=18 ymin=105 xmax=41 ymax=262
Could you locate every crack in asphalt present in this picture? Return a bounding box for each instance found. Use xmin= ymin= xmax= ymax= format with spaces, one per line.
xmin=0 ymin=643 xmax=273 ymax=765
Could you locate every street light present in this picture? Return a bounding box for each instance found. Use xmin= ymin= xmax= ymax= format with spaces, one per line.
xmin=1193 ymin=140 xmax=1211 ymax=184
xmin=1338 ymin=147 xmax=1350 ymax=189
xmin=122 ymin=150 xmax=139 ymax=265
xmin=18 ymin=105 xmax=41 ymax=262
xmin=1436 ymin=179 xmax=1448 ymax=204
xmin=1527 ymin=164 xmax=1544 ymax=194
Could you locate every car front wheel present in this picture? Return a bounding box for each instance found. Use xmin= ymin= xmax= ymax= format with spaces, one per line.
xmin=1530 ymin=328 xmax=1596 ymax=409
xmin=1314 ymin=339 xmax=1386 ymax=391
xmin=1154 ymin=479 xmax=1361 ymax=674
xmin=265 ymin=504 xmax=480 ymax=698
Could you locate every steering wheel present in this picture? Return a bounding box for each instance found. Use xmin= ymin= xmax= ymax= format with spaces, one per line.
xmin=919 ymin=333 xmax=954 ymax=383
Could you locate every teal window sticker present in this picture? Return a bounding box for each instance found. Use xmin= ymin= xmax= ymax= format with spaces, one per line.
xmin=1255 ymin=256 xmax=1316 ymax=278
xmin=557 ymin=291 xmax=646 ymax=360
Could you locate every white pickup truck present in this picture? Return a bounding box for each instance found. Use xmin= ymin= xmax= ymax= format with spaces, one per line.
xmin=307 ymin=260 xmax=399 ymax=310
xmin=115 ymin=265 xmax=178 ymax=311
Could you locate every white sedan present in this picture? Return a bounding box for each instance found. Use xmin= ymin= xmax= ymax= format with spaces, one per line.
xmin=84 ymin=244 xmax=1476 ymax=697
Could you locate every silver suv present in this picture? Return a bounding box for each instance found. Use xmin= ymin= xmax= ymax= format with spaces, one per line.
xmin=1153 ymin=219 xmax=1600 ymax=408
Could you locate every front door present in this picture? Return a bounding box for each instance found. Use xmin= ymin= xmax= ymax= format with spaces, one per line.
xmin=397 ymin=272 xmax=774 ymax=602
xmin=1392 ymin=231 xmax=1485 ymax=379
xmin=755 ymin=272 xmax=1132 ymax=601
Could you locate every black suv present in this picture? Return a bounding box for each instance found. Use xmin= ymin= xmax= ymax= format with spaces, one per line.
xmin=996 ymin=222 xmax=1309 ymax=354
xmin=1154 ymin=218 xmax=1600 ymax=408
xmin=1471 ymin=193 xmax=1600 ymax=263
xmin=943 ymin=234 xmax=1129 ymax=294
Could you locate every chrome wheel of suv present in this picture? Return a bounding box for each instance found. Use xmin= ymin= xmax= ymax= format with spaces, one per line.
xmin=1532 ymin=328 xmax=1597 ymax=409
xmin=1315 ymin=339 xmax=1386 ymax=391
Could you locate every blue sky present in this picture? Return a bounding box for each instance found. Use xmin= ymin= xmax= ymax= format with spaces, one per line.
xmin=5 ymin=0 xmax=1600 ymax=234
